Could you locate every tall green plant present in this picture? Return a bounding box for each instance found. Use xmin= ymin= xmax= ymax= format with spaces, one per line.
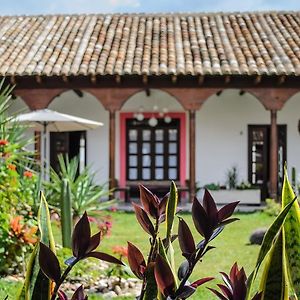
xmin=17 ymin=193 xmax=56 ymax=300
xmin=249 ymin=170 xmax=300 ymax=300
xmin=60 ymin=179 xmax=72 ymax=248
xmin=282 ymin=168 xmax=300 ymax=297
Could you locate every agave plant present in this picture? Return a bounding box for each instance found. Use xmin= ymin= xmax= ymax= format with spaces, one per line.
xmin=45 ymin=154 xmax=114 ymax=218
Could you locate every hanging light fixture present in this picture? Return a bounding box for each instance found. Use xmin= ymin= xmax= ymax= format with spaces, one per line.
xmin=135 ymin=106 xmax=144 ymax=121
xmin=164 ymin=115 xmax=172 ymax=123
xmin=149 ymin=116 xmax=158 ymax=127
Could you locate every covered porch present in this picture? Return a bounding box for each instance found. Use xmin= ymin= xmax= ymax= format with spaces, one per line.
xmin=10 ymin=75 xmax=300 ymax=203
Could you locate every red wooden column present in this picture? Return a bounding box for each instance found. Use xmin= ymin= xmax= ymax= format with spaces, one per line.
xmin=109 ymin=110 xmax=116 ymax=196
xmin=84 ymin=88 xmax=141 ymax=199
xmin=189 ymin=110 xmax=196 ymax=202
xmin=270 ymin=110 xmax=278 ymax=199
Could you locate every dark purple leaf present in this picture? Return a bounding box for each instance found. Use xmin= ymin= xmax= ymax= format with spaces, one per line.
xmin=127 ymin=242 xmax=146 ymax=279
xmin=178 ymin=218 xmax=195 ymax=258
xmin=132 ymin=203 xmax=155 ymax=236
xmin=192 ymin=197 xmax=212 ymax=239
xmin=207 ymin=288 xmax=228 ymax=300
xmin=158 ymin=213 xmax=166 ymax=224
xmin=203 ymin=189 xmax=218 ymax=227
xmin=217 ymin=284 xmax=232 ymax=298
xmin=218 ymin=201 xmax=239 ymax=222
xmin=209 ymin=226 xmax=225 ymax=242
xmin=162 ymin=235 xmax=178 ymax=248
xmin=72 ymin=212 xmax=91 ymax=258
xmin=57 ymin=290 xmax=68 ymax=300
xmin=154 ymin=254 xmax=176 ymax=297
xmin=84 ymin=251 xmax=124 ymax=265
xmin=139 ymin=185 xmax=159 ymax=218
xmin=191 ymin=277 xmax=214 ymax=288
xmin=219 ymin=218 xmax=240 ymax=227
xmin=220 ymin=272 xmax=233 ymax=291
xmin=86 ymin=232 xmax=101 ymax=253
xmin=71 ymin=285 xmax=87 ymax=300
xmin=159 ymin=193 xmax=169 ymax=215
xmin=178 ymin=260 xmax=189 ymax=280
xmin=175 ymin=285 xmax=196 ymax=298
xmin=229 ymin=262 xmax=238 ymax=282
xmin=39 ymin=243 xmax=61 ymax=284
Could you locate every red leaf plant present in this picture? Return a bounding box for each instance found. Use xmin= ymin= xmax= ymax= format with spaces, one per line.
xmin=208 ymin=263 xmax=262 ymax=300
xmin=39 ymin=212 xmax=124 ymax=300
xmin=127 ymin=185 xmax=239 ymax=299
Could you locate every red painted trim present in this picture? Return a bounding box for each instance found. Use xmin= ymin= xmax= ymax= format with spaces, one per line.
xmin=119 ymin=112 xmax=187 ymax=187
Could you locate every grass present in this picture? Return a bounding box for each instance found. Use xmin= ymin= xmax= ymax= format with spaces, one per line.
xmin=0 ymin=211 xmax=274 ymax=299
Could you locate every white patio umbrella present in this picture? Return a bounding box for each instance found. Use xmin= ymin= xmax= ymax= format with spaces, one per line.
xmin=16 ymin=109 xmax=103 ymax=179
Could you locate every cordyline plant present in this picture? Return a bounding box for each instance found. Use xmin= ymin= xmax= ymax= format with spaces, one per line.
xmin=39 ymin=211 xmax=124 ymax=300
xmin=18 ymin=193 xmax=123 ymax=300
xmin=127 ymin=182 xmax=240 ymax=299
xmin=208 ymin=263 xmax=262 ymax=300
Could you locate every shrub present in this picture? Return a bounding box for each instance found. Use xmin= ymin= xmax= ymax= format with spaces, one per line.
xmin=45 ymin=154 xmax=114 ymax=219
xmin=263 ymin=198 xmax=281 ymax=216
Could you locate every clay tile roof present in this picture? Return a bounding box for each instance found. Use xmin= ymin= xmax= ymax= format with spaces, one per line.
xmin=0 ymin=12 xmax=300 ymax=77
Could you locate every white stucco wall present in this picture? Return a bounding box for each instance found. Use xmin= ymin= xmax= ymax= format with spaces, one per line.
xmin=196 ymin=90 xmax=270 ymax=186
xmin=9 ymin=88 xmax=300 ymax=188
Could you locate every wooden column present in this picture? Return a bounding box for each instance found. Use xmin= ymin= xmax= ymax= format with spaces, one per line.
xmin=109 ymin=110 xmax=116 ymax=197
xmin=189 ymin=110 xmax=196 ymax=202
xmin=270 ymin=110 xmax=278 ymax=199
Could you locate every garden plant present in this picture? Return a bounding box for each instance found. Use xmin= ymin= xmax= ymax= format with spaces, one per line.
xmin=0 ymin=83 xmax=300 ymax=299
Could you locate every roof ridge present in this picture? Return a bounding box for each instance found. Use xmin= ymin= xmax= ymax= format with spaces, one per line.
xmin=0 ymin=10 xmax=299 ymax=19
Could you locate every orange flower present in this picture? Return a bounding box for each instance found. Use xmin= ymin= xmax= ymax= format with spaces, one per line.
xmin=24 ymin=170 xmax=33 ymax=178
xmin=0 ymin=139 xmax=8 ymax=146
xmin=23 ymin=226 xmax=38 ymax=244
xmin=10 ymin=216 xmax=37 ymax=244
xmin=7 ymin=164 xmax=16 ymax=171
xmin=10 ymin=216 xmax=23 ymax=236
xmin=112 ymin=245 xmax=128 ymax=257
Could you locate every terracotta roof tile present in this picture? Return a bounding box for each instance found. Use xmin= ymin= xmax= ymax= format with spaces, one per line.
xmin=0 ymin=12 xmax=299 ymax=77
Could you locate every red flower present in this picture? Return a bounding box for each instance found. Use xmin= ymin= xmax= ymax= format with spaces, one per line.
xmin=0 ymin=139 xmax=8 ymax=146
xmin=24 ymin=171 xmax=33 ymax=178
xmin=7 ymin=164 xmax=16 ymax=171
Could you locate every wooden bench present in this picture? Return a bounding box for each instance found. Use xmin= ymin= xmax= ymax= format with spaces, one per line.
xmin=113 ymin=180 xmax=130 ymax=203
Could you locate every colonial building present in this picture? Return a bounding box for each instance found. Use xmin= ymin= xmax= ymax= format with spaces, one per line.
xmin=4 ymin=12 xmax=300 ymax=202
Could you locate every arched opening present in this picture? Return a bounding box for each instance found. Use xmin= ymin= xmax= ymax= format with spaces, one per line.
xmin=48 ymin=90 xmax=109 ymax=184
xmin=278 ymin=92 xmax=300 ymax=178
xmin=196 ymin=89 xmax=272 ymax=201
xmin=119 ymin=89 xmax=187 ymax=198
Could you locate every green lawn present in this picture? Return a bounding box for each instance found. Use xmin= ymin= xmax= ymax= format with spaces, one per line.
xmin=0 ymin=211 xmax=274 ymax=299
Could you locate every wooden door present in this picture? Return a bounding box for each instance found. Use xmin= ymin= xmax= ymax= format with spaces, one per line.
xmin=248 ymin=125 xmax=286 ymax=199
